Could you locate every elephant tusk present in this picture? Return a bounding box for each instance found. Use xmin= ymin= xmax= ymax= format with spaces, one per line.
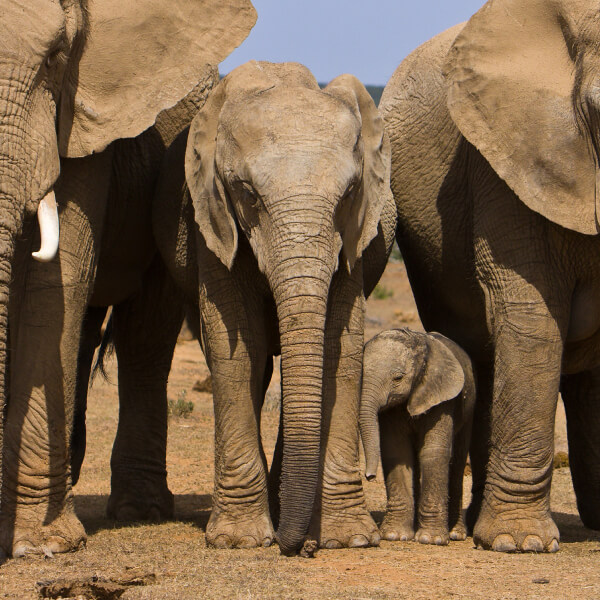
xmin=32 ymin=190 xmax=59 ymax=262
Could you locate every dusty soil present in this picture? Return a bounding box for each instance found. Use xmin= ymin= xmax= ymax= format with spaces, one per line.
xmin=1 ymin=260 xmax=599 ymax=599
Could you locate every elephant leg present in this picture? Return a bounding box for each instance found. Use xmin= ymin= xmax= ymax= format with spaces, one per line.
xmin=0 ymin=151 xmax=112 ymax=557
xmin=472 ymin=295 xmax=564 ymax=553
xmin=311 ymin=261 xmax=379 ymax=549
xmin=106 ymin=256 xmax=182 ymax=522
xmin=465 ymin=361 xmax=492 ymax=534
xmin=199 ymin=251 xmax=273 ymax=549
xmin=448 ymin=422 xmax=470 ymax=541
xmin=267 ymin=367 xmax=283 ymax=529
xmin=379 ymin=407 xmax=416 ymax=541
xmin=72 ymin=306 xmax=109 ymax=486
xmin=561 ymin=368 xmax=600 ymax=530
xmin=414 ymin=406 xmax=452 ymax=545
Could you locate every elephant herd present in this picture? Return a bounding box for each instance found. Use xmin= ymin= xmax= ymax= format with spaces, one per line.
xmin=1 ymin=0 xmax=600 ymax=561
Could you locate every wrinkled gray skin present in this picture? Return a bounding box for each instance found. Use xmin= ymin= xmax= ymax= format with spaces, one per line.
xmin=359 ymin=329 xmax=475 ymax=545
xmin=154 ymin=61 xmax=397 ymax=555
xmin=0 ymin=0 xmax=256 ymax=558
xmin=381 ymin=0 xmax=600 ymax=553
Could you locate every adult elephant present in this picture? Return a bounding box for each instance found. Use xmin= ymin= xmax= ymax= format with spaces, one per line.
xmin=153 ymin=61 xmax=396 ymax=554
xmin=380 ymin=0 xmax=600 ymax=553
xmin=0 ymin=0 xmax=256 ymax=558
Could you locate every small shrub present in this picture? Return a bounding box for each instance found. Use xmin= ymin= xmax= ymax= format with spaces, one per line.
xmin=553 ymin=451 xmax=569 ymax=469
xmin=372 ymin=283 xmax=394 ymax=300
xmin=168 ymin=390 xmax=194 ymax=419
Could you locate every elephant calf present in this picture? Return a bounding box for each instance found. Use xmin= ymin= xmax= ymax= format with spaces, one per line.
xmin=359 ymin=329 xmax=475 ymax=545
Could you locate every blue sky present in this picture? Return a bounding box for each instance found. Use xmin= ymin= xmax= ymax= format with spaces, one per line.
xmin=221 ymin=0 xmax=485 ymax=86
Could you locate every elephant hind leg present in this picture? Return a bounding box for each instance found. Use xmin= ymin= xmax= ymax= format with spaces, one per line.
xmin=561 ymin=368 xmax=600 ymax=530
xmin=107 ymin=256 xmax=183 ymax=522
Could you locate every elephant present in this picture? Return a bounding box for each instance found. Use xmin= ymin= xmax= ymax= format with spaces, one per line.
xmin=359 ymin=329 xmax=475 ymax=545
xmin=0 ymin=0 xmax=256 ymax=558
xmin=379 ymin=0 xmax=600 ymax=552
xmin=153 ymin=60 xmax=397 ymax=555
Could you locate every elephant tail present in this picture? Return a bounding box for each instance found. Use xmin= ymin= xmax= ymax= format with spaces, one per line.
xmin=91 ymin=311 xmax=115 ymax=384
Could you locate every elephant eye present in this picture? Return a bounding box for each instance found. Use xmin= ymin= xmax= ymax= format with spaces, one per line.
xmin=45 ymin=50 xmax=61 ymax=69
xmin=392 ymin=373 xmax=404 ymax=382
xmin=241 ymin=182 xmax=260 ymax=207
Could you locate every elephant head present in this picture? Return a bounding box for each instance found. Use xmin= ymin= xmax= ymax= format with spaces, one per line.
xmin=0 ymin=0 xmax=256 ymax=505
xmin=444 ymin=0 xmax=600 ymax=234
xmin=359 ymin=329 xmax=465 ymax=481
xmin=184 ymin=61 xmax=392 ymax=554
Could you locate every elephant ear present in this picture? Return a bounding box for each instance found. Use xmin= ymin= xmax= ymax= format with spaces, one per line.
xmin=58 ymin=0 xmax=257 ymax=158
xmin=325 ymin=75 xmax=393 ymax=271
xmin=185 ymin=79 xmax=238 ymax=269
xmin=407 ymin=332 xmax=465 ymax=418
xmin=444 ymin=0 xmax=599 ymax=235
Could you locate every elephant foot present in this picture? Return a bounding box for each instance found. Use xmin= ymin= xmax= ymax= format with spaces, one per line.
xmin=206 ymin=507 xmax=274 ymax=549
xmin=108 ymin=475 xmax=174 ymax=521
xmin=313 ymin=505 xmax=380 ymax=549
xmin=449 ymin=519 xmax=468 ymax=541
xmin=0 ymin=507 xmax=86 ymax=558
xmin=415 ymin=526 xmax=449 ymax=546
xmin=473 ymin=495 xmax=559 ymax=553
xmin=379 ymin=513 xmax=414 ymax=542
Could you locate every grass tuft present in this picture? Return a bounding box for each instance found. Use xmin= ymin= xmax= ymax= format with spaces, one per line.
xmin=168 ymin=390 xmax=194 ymax=419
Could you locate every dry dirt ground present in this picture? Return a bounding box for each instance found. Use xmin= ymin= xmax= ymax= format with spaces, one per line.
xmin=1 ymin=260 xmax=600 ymax=599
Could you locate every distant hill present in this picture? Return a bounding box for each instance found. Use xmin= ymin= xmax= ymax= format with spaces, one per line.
xmin=318 ymin=83 xmax=385 ymax=106
xmin=365 ymin=85 xmax=384 ymax=106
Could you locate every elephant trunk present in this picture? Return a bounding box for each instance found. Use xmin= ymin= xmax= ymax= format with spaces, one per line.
xmin=270 ymin=248 xmax=333 ymax=555
xmin=359 ymin=383 xmax=384 ymax=481
xmin=0 ymin=192 xmax=22 ymax=511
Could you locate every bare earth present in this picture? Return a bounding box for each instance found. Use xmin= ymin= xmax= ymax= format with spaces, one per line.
xmin=1 ymin=260 xmax=599 ymax=599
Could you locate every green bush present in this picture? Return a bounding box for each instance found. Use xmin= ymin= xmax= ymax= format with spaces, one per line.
xmin=372 ymin=283 xmax=394 ymax=300
xmin=168 ymin=390 xmax=194 ymax=419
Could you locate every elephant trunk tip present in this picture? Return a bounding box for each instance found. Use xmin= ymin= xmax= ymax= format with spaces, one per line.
xmin=365 ymin=471 xmax=377 ymax=482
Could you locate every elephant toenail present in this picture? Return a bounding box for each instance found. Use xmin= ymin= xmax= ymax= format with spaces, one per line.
xmin=147 ymin=507 xmax=162 ymax=521
xmin=211 ymin=535 xmax=233 ymax=549
xmin=382 ymin=530 xmax=399 ymax=540
xmin=434 ymin=537 xmax=446 ymax=546
xmin=417 ymin=534 xmax=431 ymax=545
xmin=237 ymin=536 xmax=258 ymax=549
xmin=547 ymin=539 xmax=559 ymax=553
xmin=348 ymin=535 xmax=369 ymax=548
xmin=261 ymin=537 xmax=273 ymax=548
xmin=522 ymin=535 xmax=544 ymax=553
xmin=370 ymin=532 xmax=381 ymax=546
xmin=324 ymin=539 xmax=343 ymax=549
xmin=491 ymin=534 xmax=517 ymax=553
xmin=13 ymin=542 xmax=34 ymax=558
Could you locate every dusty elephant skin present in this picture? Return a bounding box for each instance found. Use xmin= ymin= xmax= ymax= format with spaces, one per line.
xmin=154 ymin=61 xmax=397 ymax=555
xmin=0 ymin=0 xmax=256 ymax=559
xmin=359 ymin=329 xmax=475 ymax=546
xmin=381 ymin=0 xmax=600 ymax=553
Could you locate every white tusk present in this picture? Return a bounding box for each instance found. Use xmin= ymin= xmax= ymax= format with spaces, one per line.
xmin=32 ymin=190 xmax=59 ymax=262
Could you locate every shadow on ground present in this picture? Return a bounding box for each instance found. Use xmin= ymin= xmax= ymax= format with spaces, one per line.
xmin=75 ymin=494 xmax=212 ymax=534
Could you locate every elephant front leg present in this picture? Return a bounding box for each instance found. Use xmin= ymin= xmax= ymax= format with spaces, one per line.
xmin=473 ymin=299 xmax=564 ymax=553
xmin=379 ymin=408 xmax=416 ymax=541
xmin=107 ymin=257 xmax=182 ymax=522
xmin=311 ymin=264 xmax=379 ymax=549
xmin=0 ymin=173 xmax=109 ymax=557
xmin=414 ymin=407 xmax=453 ymax=546
xmin=199 ymin=264 xmax=274 ymax=549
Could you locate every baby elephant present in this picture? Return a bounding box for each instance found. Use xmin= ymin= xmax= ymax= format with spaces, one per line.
xmin=359 ymin=329 xmax=475 ymax=545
